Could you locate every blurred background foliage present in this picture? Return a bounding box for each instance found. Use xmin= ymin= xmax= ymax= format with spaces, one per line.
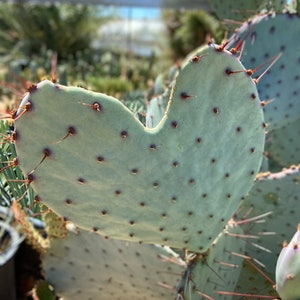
xmin=0 ymin=3 xmax=102 ymax=60
xmin=162 ymin=9 xmax=224 ymax=59
xmin=0 ymin=2 xmax=224 ymax=113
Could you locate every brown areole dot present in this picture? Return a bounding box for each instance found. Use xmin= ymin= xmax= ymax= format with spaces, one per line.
xmin=180 ymin=92 xmax=192 ymax=100
xmin=131 ymin=168 xmax=138 ymax=174
xmin=171 ymin=121 xmax=179 ymax=128
xmin=189 ymin=178 xmax=195 ymax=185
xmin=65 ymin=199 xmax=72 ymax=205
xmin=77 ymin=178 xmax=86 ymax=184
xmin=27 ymin=84 xmax=37 ymax=93
xmin=97 ymin=156 xmax=105 ymax=162
xmin=196 ymin=137 xmax=202 ymax=144
xmin=92 ymin=101 xmax=103 ymax=112
xmin=149 ymin=144 xmax=157 ymax=151
xmin=120 ymin=130 xmax=128 ymax=139
xmin=153 ymin=182 xmax=159 ymax=188
xmin=67 ymin=126 xmax=77 ymax=136
xmin=43 ymin=147 xmax=52 ymax=157
xmin=172 ymin=161 xmax=179 ymax=167
xmin=212 ymin=107 xmax=219 ymax=115
xmin=171 ymin=196 xmax=177 ymax=203
xmin=225 ymin=67 xmax=233 ymax=75
xmin=191 ymin=55 xmax=200 ymax=63
xmin=269 ymin=26 xmax=275 ymax=34
xmin=34 ymin=195 xmax=41 ymax=202
xmin=27 ymin=173 xmax=36 ymax=183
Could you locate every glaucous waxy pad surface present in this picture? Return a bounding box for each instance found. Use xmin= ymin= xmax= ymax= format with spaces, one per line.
xmin=234 ymin=13 xmax=300 ymax=131
xmin=44 ymin=228 xmax=183 ymax=300
xmin=239 ymin=166 xmax=300 ymax=273
xmin=177 ymin=223 xmax=245 ymax=300
xmin=15 ymin=45 xmax=264 ymax=252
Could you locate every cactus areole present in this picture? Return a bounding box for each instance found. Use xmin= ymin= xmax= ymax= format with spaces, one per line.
xmin=14 ymin=44 xmax=265 ymax=252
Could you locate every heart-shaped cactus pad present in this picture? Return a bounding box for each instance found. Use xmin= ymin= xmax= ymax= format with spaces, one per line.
xmin=14 ymin=44 xmax=265 ymax=252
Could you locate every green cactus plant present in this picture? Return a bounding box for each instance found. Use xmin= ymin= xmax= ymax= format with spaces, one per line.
xmin=276 ymin=224 xmax=300 ymax=300
xmin=13 ymin=44 xmax=265 ymax=253
xmin=267 ymin=118 xmax=300 ymax=167
xmin=176 ymin=220 xmax=246 ymax=300
xmin=43 ymin=216 xmax=184 ymax=300
xmin=231 ymin=12 xmax=300 ymax=131
xmin=2 ymin=2 xmax=300 ymax=299
xmin=238 ymin=165 xmax=300 ymax=274
xmin=234 ymin=258 xmax=279 ymax=298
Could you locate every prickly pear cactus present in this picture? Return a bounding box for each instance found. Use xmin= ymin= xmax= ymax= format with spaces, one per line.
xmin=146 ymin=89 xmax=170 ymax=128
xmin=43 ymin=223 xmax=184 ymax=300
xmin=267 ymin=118 xmax=300 ymax=166
xmin=232 ymin=13 xmax=300 ymax=131
xmin=276 ymin=224 xmax=300 ymax=300
xmin=234 ymin=259 xmax=279 ymax=298
xmin=237 ymin=165 xmax=300 ymax=273
xmin=14 ymin=44 xmax=265 ymax=252
xmin=153 ymin=74 xmax=166 ymax=96
xmin=176 ymin=221 xmax=245 ymax=300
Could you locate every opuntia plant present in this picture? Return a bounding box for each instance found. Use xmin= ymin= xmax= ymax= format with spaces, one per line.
xmin=13 ymin=44 xmax=265 ymax=253
xmin=276 ymin=224 xmax=300 ymax=300
xmin=1 ymin=1 xmax=300 ymax=299
xmin=42 ymin=213 xmax=184 ymax=300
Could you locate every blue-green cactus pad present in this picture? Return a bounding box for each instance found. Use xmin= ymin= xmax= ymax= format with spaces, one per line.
xmin=234 ymin=259 xmax=279 ymax=297
xmin=276 ymin=225 xmax=300 ymax=300
xmin=267 ymin=117 xmax=300 ymax=166
xmin=177 ymin=222 xmax=245 ymax=300
xmin=232 ymin=13 xmax=300 ymax=131
xmin=15 ymin=44 xmax=264 ymax=252
xmin=43 ymin=227 xmax=183 ymax=300
xmin=237 ymin=165 xmax=300 ymax=273
xmin=146 ymin=90 xmax=169 ymax=128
